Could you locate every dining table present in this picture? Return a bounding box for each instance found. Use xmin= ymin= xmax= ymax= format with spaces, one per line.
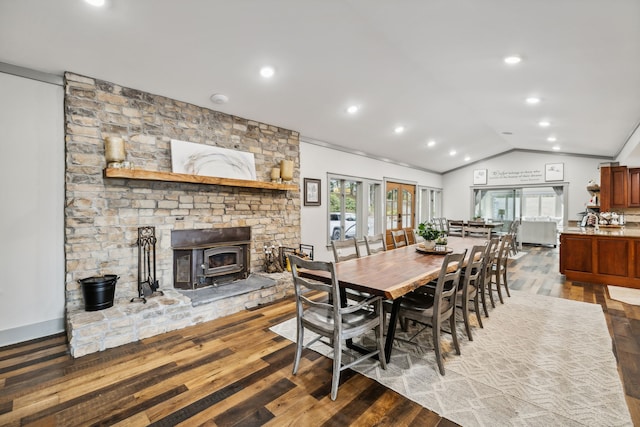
xmin=299 ymin=235 xmax=489 ymax=363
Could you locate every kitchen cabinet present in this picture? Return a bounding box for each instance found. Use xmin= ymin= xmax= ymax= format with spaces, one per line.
xmin=628 ymin=168 xmax=640 ymax=207
xmin=560 ymin=229 xmax=640 ymax=289
xmin=600 ymin=166 xmax=628 ymax=211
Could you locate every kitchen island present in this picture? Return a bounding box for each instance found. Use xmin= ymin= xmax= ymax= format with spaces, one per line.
xmin=560 ymin=227 xmax=640 ymax=289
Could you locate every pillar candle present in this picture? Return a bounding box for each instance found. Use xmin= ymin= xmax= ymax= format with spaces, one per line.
xmin=280 ymin=159 xmax=293 ymax=181
xmin=271 ymin=167 xmax=281 ymax=181
xmin=104 ymin=136 xmax=125 ymax=163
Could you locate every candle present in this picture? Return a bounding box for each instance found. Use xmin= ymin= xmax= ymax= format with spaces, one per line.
xmin=271 ymin=167 xmax=280 ymax=182
xmin=280 ymin=159 xmax=293 ymax=181
xmin=104 ymin=136 xmax=125 ymax=163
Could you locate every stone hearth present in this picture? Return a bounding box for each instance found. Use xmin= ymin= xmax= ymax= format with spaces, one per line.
xmin=67 ymin=272 xmax=291 ymax=357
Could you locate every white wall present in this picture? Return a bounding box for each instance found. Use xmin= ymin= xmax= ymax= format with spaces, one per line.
xmin=300 ymin=140 xmax=442 ymax=261
xmin=0 ymin=72 xmax=65 ymax=346
xmin=441 ymin=151 xmax=610 ymax=223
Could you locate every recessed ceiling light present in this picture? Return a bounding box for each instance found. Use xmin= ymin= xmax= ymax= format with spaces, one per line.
xmin=260 ymin=66 xmax=275 ymax=78
xmin=449 ymin=150 xmax=457 ymax=156
xmin=547 ymin=136 xmax=557 ymax=142
xmin=501 ymin=131 xmax=513 ymax=135
xmin=539 ymin=120 xmax=551 ymax=127
xmin=526 ymin=97 xmax=541 ymax=105
xmin=464 ymin=156 xmax=471 ymax=161
xmin=346 ymin=105 xmax=359 ymax=114
xmin=504 ymin=55 xmax=522 ymax=65
xmin=552 ymin=145 xmax=561 ymax=151
xmin=394 ymin=126 xmax=405 ymax=134
xmin=85 ymin=0 xmax=105 ymax=6
xmin=427 ymin=140 xmax=436 ymax=147
xmin=210 ymin=93 xmax=229 ymax=104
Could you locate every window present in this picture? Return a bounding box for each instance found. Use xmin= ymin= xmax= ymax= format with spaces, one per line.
xmin=418 ymin=187 xmax=442 ymax=224
xmin=328 ymin=175 xmax=381 ymax=242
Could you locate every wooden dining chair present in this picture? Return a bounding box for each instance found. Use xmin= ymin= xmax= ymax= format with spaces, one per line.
xmin=288 ymin=255 xmax=387 ymax=400
xmin=331 ymin=237 xmax=360 ymax=262
xmin=488 ymin=235 xmax=512 ymax=305
xmin=447 ymin=220 xmax=464 ymax=237
xmin=364 ymin=233 xmax=387 ymax=255
xmin=457 ymin=244 xmax=487 ymax=341
xmin=480 ymin=236 xmax=500 ymax=313
xmin=464 ymin=220 xmax=491 ymax=239
xmin=494 ymin=219 xmax=520 ymax=256
xmin=394 ymin=250 xmax=466 ymax=375
xmin=390 ymin=229 xmax=409 ymax=249
xmin=332 ymin=237 xmax=369 ymax=302
xmin=411 ymin=229 xmax=424 ymax=244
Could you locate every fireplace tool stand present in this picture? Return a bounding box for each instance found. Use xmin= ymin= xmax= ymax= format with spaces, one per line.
xmin=133 ymin=226 xmax=163 ymax=304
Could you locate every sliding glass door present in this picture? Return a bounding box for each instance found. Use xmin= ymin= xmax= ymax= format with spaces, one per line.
xmin=473 ymin=185 xmax=565 ymax=228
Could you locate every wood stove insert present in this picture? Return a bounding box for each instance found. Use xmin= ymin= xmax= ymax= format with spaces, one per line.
xmin=171 ymin=227 xmax=251 ymax=289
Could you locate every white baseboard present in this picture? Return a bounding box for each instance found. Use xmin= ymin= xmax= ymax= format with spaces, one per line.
xmin=0 ymin=318 xmax=65 ymax=347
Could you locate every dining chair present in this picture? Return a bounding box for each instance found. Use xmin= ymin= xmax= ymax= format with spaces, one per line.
xmin=394 ymin=250 xmax=466 ymax=375
xmin=480 ymin=236 xmax=500 ymax=313
xmin=464 ymin=220 xmax=491 ymax=239
xmin=411 ymin=229 xmax=424 ymax=243
xmin=364 ymin=233 xmax=387 ymax=255
xmin=331 ymin=237 xmax=361 ymax=262
xmin=494 ymin=219 xmax=520 ymax=256
xmin=390 ymin=229 xmax=409 ymax=249
xmin=447 ymin=220 xmax=464 ymax=236
xmin=332 ymin=237 xmax=369 ymax=302
xmin=356 ymin=239 xmax=368 ymax=258
xmin=508 ymin=219 xmax=521 ymax=255
xmin=431 ymin=217 xmax=447 ymax=233
xmin=488 ymin=235 xmax=512 ymax=305
xmin=457 ymin=244 xmax=487 ymax=341
xmin=439 ymin=217 xmax=449 ymax=234
xmin=288 ymin=255 xmax=387 ymax=400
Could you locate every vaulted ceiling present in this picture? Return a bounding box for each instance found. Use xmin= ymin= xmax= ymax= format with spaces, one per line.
xmin=1 ymin=0 xmax=639 ymax=172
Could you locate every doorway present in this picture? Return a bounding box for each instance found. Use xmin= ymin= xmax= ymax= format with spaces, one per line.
xmin=385 ymin=181 xmax=416 ymax=248
xmin=473 ymin=185 xmax=565 ymax=230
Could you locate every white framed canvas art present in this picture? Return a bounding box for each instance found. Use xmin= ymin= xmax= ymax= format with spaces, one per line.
xmin=545 ymin=163 xmax=564 ymax=182
xmin=473 ymin=169 xmax=487 ymax=185
xmin=171 ymin=139 xmax=256 ymax=180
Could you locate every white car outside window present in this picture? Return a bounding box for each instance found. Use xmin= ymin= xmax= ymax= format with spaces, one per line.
xmin=329 ymin=212 xmax=356 ymax=240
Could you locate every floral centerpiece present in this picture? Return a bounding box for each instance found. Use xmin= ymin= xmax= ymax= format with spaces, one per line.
xmin=417 ymin=221 xmax=444 ymax=249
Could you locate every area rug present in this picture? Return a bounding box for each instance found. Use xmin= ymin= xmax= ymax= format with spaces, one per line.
xmin=270 ymin=291 xmax=632 ymax=426
xmin=608 ymin=285 xmax=640 ymax=306
xmin=508 ymin=251 xmax=527 ymax=260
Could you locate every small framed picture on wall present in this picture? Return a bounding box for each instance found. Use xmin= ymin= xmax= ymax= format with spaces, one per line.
xmin=304 ymin=178 xmax=321 ymax=206
xmin=545 ymin=163 xmax=564 ymax=181
xmin=473 ymin=169 xmax=487 ymax=185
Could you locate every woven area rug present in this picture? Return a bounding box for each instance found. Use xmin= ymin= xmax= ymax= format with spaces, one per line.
xmin=270 ymin=291 xmax=632 ymax=426
xmin=608 ymin=285 xmax=640 ymax=306
xmin=508 ymin=251 xmax=527 ymax=260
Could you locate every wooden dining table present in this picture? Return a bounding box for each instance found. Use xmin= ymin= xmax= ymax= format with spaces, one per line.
xmin=299 ymin=235 xmax=489 ymax=363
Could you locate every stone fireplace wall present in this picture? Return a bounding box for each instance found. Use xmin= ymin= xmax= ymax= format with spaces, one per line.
xmin=64 ymin=72 xmax=300 ymax=312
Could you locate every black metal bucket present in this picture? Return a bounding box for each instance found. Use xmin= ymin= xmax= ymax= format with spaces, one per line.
xmin=78 ymin=275 xmax=119 ymax=311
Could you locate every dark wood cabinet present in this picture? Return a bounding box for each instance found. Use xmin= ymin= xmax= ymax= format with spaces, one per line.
xmin=600 ymin=166 xmax=628 ymax=211
xmin=629 ymin=168 xmax=640 ymax=207
xmin=560 ymin=231 xmax=640 ymax=289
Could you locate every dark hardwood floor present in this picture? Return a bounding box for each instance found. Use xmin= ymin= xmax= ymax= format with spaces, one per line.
xmin=1 ymin=246 xmax=638 ymax=426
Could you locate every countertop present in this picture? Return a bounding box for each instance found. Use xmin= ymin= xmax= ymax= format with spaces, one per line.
xmin=561 ymin=226 xmax=640 ymax=238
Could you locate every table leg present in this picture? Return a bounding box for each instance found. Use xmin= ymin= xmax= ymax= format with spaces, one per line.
xmin=384 ymin=299 xmax=401 ymax=363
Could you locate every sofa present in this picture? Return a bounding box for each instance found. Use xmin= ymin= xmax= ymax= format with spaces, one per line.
xmin=518 ymin=220 xmax=558 ymax=247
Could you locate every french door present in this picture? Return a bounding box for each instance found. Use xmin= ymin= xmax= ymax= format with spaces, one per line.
xmin=385 ymin=181 xmax=416 ymax=248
